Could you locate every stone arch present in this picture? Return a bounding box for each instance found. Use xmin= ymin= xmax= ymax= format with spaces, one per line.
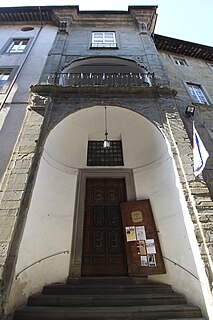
xmin=62 ymin=56 xmax=149 ymax=73
xmin=7 ymin=105 xmax=208 ymax=317
xmin=46 ymin=98 xmax=162 ymax=132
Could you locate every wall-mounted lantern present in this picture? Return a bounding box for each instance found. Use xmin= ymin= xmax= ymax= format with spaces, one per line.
xmin=185 ymin=105 xmax=195 ymax=117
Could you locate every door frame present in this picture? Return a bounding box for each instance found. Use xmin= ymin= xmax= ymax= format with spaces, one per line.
xmin=69 ymin=169 xmax=136 ymax=277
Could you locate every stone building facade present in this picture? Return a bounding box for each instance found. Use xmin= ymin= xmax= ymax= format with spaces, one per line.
xmin=0 ymin=5 xmax=212 ymax=319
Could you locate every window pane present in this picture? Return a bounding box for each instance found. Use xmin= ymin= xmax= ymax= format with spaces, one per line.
xmin=188 ymin=84 xmax=208 ymax=104
xmin=9 ymin=39 xmax=29 ymax=53
xmin=92 ymin=32 xmax=116 ymax=48
xmin=0 ymin=70 xmax=11 ymax=89
xmin=93 ymin=34 xmax=103 ymax=38
xmin=18 ymin=44 xmax=27 ymax=52
xmin=174 ymin=59 xmax=187 ymax=66
xmin=104 ymin=34 xmax=114 ymax=38
xmin=10 ymin=44 xmax=20 ymax=52
xmin=0 ymin=74 xmax=10 ymax=81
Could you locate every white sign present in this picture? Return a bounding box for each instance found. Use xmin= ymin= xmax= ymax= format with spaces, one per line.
xmin=136 ymin=226 xmax=146 ymax=241
xmin=145 ymin=239 xmax=156 ymax=254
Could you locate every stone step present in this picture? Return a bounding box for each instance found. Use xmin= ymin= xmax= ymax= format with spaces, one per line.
xmin=160 ymin=318 xmax=205 ymax=320
xmin=13 ymin=304 xmax=202 ymax=320
xmin=66 ymin=276 xmax=148 ymax=285
xmin=12 ymin=277 xmax=203 ymax=320
xmin=42 ymin=282 xmax=173 ymax=295
xmin=28 ymin=292 xmax=187 ymax=307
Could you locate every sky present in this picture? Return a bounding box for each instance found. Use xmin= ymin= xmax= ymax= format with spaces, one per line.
xmin=1 ymin=0 xmax=213 ymax=47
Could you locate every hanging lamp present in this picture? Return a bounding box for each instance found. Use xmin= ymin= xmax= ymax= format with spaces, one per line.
xmin=103 ymin=107 xmax=110 ymax=149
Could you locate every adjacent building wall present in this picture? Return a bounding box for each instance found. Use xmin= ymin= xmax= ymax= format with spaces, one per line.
xmin=158 ymin=50 xmax=213 ymax=283
xmin=0 ymin=25 xmax=58 ymax=183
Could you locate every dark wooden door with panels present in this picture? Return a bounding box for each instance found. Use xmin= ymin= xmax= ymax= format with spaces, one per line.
xmin=81 ymin=178 xmax=128 ymax=276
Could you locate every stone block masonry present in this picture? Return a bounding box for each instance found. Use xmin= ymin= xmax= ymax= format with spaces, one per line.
xmin=164 ymin=110 xmax=213 ymax=291
xmin=0 ymin=106 xmax=44 ymax=316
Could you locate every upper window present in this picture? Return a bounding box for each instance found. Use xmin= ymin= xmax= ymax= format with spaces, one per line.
xmin=7 ymin=39 xmax=29 ymax=53
xmin=174 ymin=58 xmax=188 ymax=66
xmin=0 ymin=68 xmax=12 ymax=93
xmin=91 ymin=32 xmax=117 ymax=48
xmin=187 ymin=83 xmax=209 ymax=104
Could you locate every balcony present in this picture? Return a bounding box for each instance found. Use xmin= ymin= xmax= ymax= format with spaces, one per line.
xmin=31 ymin=71 xmax=174 ymax=99
xmin=44 ymin=72 xmax=156 ymax=87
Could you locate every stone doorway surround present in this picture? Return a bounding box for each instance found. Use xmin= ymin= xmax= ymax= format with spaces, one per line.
xmin=69 ymin=169 xmax=136 ymax=278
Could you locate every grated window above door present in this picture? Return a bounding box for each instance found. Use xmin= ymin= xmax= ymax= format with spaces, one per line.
xmin=87 ymin=140 xmax=124 ymax=166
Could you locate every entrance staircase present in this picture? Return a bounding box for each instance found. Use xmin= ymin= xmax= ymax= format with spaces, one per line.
xmin=13 ymin=277 xmax=204 ymax=320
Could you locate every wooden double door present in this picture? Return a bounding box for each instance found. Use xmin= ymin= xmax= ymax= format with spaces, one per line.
xmin=81 ymin=177 xmax=165 ymax=276
xmin=82 ymin=178 xmax=128 ymax=276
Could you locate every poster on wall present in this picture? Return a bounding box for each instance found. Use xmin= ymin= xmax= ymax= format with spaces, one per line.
xmin=145 ymin=239 xmax=156 ymax=254
xmin=140 ymin=255 xmax=148 ymax=267
xmin=125 ymin=226 xmax=137 ymax=242
xmin=136 ymin=226 xmax=146 ymax=240
xmin=147 ymin=254 xmax=156 ymax=266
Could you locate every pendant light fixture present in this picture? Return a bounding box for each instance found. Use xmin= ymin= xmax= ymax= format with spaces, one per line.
xmin=103 ymin=107 xmax=110 ymax=149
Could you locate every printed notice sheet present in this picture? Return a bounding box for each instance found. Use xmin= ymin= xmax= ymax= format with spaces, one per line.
xmin=125 ymin=226 xmax=137 ymax=242
xmin=147 ymin=254 xmax=157 ymax=266
xmin=140 ymin=255 xmax=148 ymax=267
xmin=145 ymin=239 xmax=156 ymax=254
xmin=136 ymin=226 xmax=146 ymax=241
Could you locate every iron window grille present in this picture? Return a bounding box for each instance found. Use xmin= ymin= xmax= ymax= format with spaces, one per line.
xmin=87 ymin=140 xmax=124 ymax=166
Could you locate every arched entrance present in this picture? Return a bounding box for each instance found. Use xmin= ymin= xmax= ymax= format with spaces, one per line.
xmin=42 ymin=105 xmax=170 ymax=278
xmin=9 ymin=105 xmax=207 ymax=314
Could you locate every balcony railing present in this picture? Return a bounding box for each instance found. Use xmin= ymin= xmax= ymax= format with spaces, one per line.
xmin=45 ymin=72 xmax=157 ymax=87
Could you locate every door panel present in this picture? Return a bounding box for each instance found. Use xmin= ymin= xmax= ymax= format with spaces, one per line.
xmin=120 ymin=199 xmax=165 ymax=276
xmin=82 ymin=178 xmax=128 ymax=276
